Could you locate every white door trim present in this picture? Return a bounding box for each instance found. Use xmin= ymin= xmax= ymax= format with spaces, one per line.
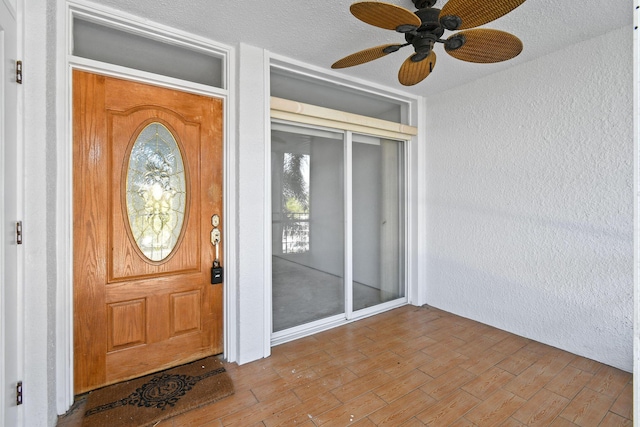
xmin=633 ymin=0 xmax=639 ymax=422
xmin=1 ymin=0 xmax=23 ymax=424
xmin=56 ymin=0 xmax=236 ymax=413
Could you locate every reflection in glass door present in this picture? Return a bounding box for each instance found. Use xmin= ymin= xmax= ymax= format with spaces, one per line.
xmin=271 ymin=123 xmax=344 ymax=332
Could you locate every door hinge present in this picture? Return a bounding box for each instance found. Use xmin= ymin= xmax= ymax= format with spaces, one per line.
xmin=16 ymin=221 xmax=22 ymax=245
xmin=16 ymin=60 xmax=22 ymax=84
xmin=16 ymin=381 xmax=22 ymax=405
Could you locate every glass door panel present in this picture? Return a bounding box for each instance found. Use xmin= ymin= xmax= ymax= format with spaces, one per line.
xmin=271 ymin=123 xmax=345 ymax=332
xmin=352 ymin=135 xmax=405 ymax=311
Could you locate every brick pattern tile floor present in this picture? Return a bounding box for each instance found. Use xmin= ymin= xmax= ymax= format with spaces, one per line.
xmin=58 ymin=305 xmax=633 ymax=426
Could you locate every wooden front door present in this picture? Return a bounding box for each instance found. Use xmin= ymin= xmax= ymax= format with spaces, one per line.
xmin=73 ymin=70 xmax=224 ymax=394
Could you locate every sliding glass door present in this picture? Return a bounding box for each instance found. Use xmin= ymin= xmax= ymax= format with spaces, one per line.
xmin=271 ymin=123 xmax=344 ymax=332
xmin=352 ymin=135 xmax=405 ymax=311
xmin=271 ymin=122 xmax=406 ymax=334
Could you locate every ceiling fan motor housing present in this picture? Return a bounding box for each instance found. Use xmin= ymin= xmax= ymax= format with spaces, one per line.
xmin=405 ymin=7 xmax=444 ymax=56
xmin=409 ymin=32 xmax=437 ymax=55
xmin=415 ymin=7 xmax=444 ymax=37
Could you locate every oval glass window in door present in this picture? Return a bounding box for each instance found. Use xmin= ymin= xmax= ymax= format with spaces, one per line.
xmin=125 ymin=122 xmax=187 ymax=262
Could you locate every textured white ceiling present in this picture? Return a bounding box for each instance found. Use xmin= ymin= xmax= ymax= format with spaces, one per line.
xmin=96 ymin=0 xmax=631 ymax=95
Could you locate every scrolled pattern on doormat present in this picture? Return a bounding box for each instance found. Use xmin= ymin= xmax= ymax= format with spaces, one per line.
xmin=82 ymin=357 xmax=233 ymax=427
xmin=85 ymin=368 xmax=226 ymax=415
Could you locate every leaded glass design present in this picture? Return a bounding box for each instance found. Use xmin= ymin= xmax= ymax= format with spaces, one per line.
xmin=126 ymin=122 xmax=186 ymax=262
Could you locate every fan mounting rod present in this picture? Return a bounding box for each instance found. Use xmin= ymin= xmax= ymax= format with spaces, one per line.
xmin=412 ymin=0 xmax=437 ymax=8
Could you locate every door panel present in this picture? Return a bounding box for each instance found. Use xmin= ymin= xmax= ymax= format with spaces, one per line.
xmin=73 ymin=71 xmax=224 ymax=394
xmin=352 ymin=137 xmax=405 ymax=310
xmin=270 ymin=123 xmax=345 ymax=332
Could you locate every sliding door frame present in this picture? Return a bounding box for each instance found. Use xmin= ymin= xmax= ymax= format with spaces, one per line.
xmin=269 ymin=99 xmax=417 ymax=345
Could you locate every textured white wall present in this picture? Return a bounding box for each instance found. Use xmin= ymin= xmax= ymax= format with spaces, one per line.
xmin=424 ymin=26 xmax=633 ymax=371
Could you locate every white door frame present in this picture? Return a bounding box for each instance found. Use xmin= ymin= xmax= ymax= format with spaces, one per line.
xmin=55 ymin=0 xmax=236 ymax=413
xmin=1 ymin=0 xmax=23 ymax=425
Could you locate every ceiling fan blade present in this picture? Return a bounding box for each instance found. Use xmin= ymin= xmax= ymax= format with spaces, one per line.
xmin=398 ymin=51 xmax=436 ymax=86
xmin=439 ymin=0 xmax=526 ymax=30
xmin=331 ymin=44 xmax=401 ymax=69
xmin=445 ymin=29 xmax=522 ymax=63
xmin=350 ymin=1 xmax=421 ymax=31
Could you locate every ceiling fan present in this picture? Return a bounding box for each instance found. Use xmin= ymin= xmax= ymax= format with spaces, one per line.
xmin=331 ymin=0 xmax=526 ymax=86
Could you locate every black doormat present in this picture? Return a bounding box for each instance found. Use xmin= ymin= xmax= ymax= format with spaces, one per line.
xmin=81 ymin=356 xmax=234 ymax=426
